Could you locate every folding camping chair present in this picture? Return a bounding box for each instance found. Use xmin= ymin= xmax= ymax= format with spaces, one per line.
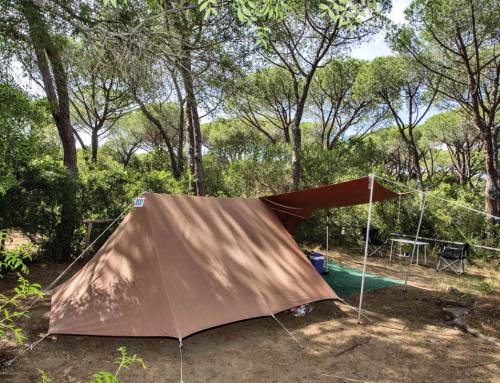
xmin=436 ymin=243 xmax=470 ymax=275
xmin=361 ymin=227 xmax=386 ymax=257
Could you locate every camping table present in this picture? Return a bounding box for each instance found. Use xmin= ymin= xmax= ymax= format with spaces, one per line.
xmin=389 ymin=238 xmax=429 ymax=265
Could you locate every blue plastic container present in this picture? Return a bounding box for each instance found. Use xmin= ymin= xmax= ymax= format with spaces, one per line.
xmin=309 ymin=252 xmax=324 ymax=274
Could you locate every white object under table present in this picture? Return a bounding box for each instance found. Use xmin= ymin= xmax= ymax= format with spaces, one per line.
xmin=389 ymin=238 xmax=429 ymax=265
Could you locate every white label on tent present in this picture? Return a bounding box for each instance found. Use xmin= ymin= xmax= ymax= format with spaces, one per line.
xmin=134 ymin=197 xmax=145 ymax=207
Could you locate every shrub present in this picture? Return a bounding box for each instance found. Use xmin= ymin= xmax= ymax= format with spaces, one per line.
xmin=0 ymin=156 xmax=80 ymax=261
xmin=0 ymin=243 xmax=43 ymax=343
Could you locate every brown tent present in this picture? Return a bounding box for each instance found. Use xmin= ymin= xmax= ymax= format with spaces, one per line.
xmin=49 ymin=177 xmax=399 ymax=339
xmin=49 ymin=194 xmax=337 ymax=339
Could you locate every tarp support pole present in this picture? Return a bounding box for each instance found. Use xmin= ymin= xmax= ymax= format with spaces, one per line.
xmin=358 ymin=175 xmax=375 ymax=323
xmin=403 ymin=191 xmax=427 ymax=289
xmin=325 ymin=217 xmax=329 ymax=273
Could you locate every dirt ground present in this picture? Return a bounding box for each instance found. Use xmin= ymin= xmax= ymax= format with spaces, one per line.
xmin=0 ymin=250 xmax=498 ymax=383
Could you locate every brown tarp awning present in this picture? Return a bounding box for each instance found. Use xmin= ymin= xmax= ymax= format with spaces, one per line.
xmin=49 ymin=194 xmax=337 ymax=339
xmin=261 ymin=176 xmax=400 ymax=233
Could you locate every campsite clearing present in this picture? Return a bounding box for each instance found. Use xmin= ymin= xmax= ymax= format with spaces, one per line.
xmin=1 ymin=250 xmax=498 ymax=383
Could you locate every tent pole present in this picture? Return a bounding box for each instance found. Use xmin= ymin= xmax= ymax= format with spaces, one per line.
xmin=396 ymin=194 xmax=401 ymax=231
xmin=325 ymin=216 xmax=329 ymax=273
xmin=403 ymin=191 xmax=427 ymax=289
xmin=358 ymin=175 xmax=375 ymax=323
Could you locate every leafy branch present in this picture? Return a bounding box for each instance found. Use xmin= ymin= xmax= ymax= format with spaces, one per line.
xmin=0 ymin=243 xmax=44 ymax=343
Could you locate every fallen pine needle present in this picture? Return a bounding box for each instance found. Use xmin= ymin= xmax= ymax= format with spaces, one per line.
xmin=333 ymin=337 xmax=371 ymax=358
xmin=321 ymin=373 xmax=364 ymax=382
xmin=451 ymin=359 xmax=500 ymax=368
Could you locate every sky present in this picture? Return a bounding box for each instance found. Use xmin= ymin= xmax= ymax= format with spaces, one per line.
xmin=349 ymin=0 xmax=437 ymax=125
xmin=350 ymin=0 xmax=411 ymax=60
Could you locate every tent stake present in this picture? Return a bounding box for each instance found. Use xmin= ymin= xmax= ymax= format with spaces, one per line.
xmin=3 ymin=333 xmax=48 ymax=367
xmin=357 ymin=175 xmax=375 ymax=323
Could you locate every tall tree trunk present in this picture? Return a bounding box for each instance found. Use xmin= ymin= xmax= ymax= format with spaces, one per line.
xmin=91 ymin=129 xmax=98 ymax=162
xmin=162 ymin=0 xmax=204 ymax=195
xmin=180 ymin=52 xmax=204 ymax=196
xmin=172 ymin=76 xmax=185 ymax=174
xmin=284 ymin=124 xmax=291 ymax=144
xmin=410 ymin=143 xmax=424 ymax=192
xmin=290 ymin=117 xmax=302 ymax=191
xmin=458 ymin=150 xmax=467 ymax=185
xmin=22 ymin=1 xmax=78 ymax=260
xmin=177 ymin=105 xmax=185 ymax=174
xmin=395 ymin=121 xmax=424 ymax=192
xmin=23 ymin=3 xmax=77 ymax=174
xmin=186 ymin=103 xmax=197 ymax=194
xmin=289 ymin=74 xmax=314 ymax=191
xmin=458 ymin=34 xmax=500 ymax=231
xmin=479 ymin=125 xmax=500 ymax=228
xmin=134 ymin=96 xmax=181 ymax=179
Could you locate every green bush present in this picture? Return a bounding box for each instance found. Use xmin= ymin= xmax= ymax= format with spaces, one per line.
xmin=0 ymin=243 xmax=43 ymax=343
xmin=0 ymin=156 xmax=80 ymax=260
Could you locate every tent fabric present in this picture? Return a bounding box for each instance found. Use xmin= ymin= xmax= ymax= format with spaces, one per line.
xmin=49 ymin=194 xmax=337 ymax=339
xmin=261 ymin=176 xmax=400 ymax=233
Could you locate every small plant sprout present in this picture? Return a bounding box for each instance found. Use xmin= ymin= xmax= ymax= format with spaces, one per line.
xmin=37 ymin=369 xmax=54 ymax=383
xmin=114 ymin=346 xmax=147 ymax=376
xmin=38 ymin=347 xmax=147 ymax=383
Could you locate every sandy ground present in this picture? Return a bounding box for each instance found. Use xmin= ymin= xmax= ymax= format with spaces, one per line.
xmin=0 ymin=251 xmax=499 ymax=383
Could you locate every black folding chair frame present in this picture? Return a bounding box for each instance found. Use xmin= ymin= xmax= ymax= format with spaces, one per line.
xmin=436 ymin=244 xmax=469 ymax=276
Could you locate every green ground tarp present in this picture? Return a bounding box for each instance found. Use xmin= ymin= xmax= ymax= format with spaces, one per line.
xmin=322 ymin=260 xmax=403 ymax=299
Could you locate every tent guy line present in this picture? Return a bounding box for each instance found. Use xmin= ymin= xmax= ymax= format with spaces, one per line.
xmin=394 ymin=233 xmax=500 ymax=253
xmin=4 ymin=195 xmax=143 ymax=324
xmin=179 ymin=340 xmax=184 ymax=383
xmin=261 ymin=197 xmax=305 ymax=210
xmin=45 ymin=195 xmax=142 ymax=292
xmin=3 ymin=333 xmax=49 ymax=367
xmin=2 ymin=195 xmax=146 ymax=368
xmin=357 ymin=173 xmax=497 ymax=318
xmin=272 ymin=314 xmax=304 ymax=348
xmin=268 ymin=207 xmax=308 ymax=219
xmin=374 ymin=174 xmax=500 ymax=221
